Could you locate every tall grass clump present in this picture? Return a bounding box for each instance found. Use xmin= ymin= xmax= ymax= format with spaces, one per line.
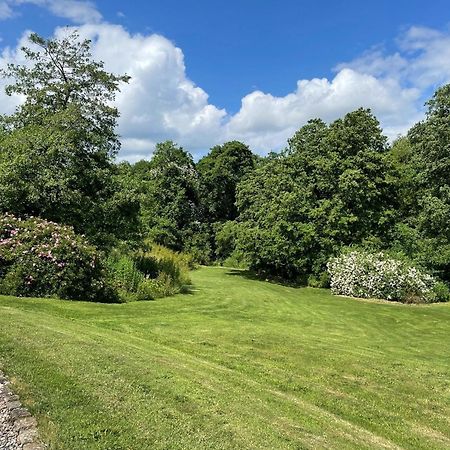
xmin=328 ymin=250 xmax=449 ymax=304
xmin=107 ymin=243 xmax=193 ymax=301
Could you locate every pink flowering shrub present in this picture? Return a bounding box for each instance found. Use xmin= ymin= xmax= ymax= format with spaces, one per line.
xmin=327 ymin=250 xmax=449 ymax=303
xmin=0 ymin=213 xmax=119 ymax=302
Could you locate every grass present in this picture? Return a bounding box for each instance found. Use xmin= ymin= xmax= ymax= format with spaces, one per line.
xmin=0 ymin=266 xmax=449 ymax=449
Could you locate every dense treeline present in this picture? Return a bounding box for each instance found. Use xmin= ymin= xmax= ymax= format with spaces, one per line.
xmin=117 ymin=95 xmax=449 ymax=288
xmin=0 ymin=32 xmax=448 ymax=302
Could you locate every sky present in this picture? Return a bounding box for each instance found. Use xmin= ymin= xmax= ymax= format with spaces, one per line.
xmin=1 ymin=1 xmax=450 ymax=161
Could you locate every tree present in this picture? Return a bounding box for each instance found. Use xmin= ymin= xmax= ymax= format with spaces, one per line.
xmin=197 ymin=141 xmax=255 ymax=223
xmin=235 ymin=109 xmax=397 ymax=281
xmin=140 ymin=141 xmax=200 ymax=250
xmin=392 ymin=85 xmax=450 ymax=281
xmin=0 ymin=31 xmax=134 ymax=247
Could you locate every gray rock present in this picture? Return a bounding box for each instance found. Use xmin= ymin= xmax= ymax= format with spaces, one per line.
xmin=7 ymin=400 xmax=22 ymax=410
xmin=15 ymin=416 xmax=38 ymax=430
xmin=23 ymin=444 xmax=45 ymax=450
xmin=1 ymin=375 xmax=43 ymax=450
xmin=11 ymin=407 xmax=31 ymax=420
xmin=18 ymin=427 xmax=39 ymax=445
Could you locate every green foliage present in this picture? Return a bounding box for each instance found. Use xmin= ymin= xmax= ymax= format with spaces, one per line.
xmin=148 ymin=243 xmax=195 ymax=275
xmin=137 ymin=272 xmax=186 ymax=300
xmin=197 ymin=141 xmax=255 ymax=223
xmin=0 ymin=32 xmax=129 ymax=153
xmin=307 ymin=272 xmax=330 ymax=288
xmin=106 ymin=253 xmax=144 ymax=294
xmin=235 ymin=109 xmax=397 ymax=280
xmin=138 ymin=141 xmax=200 ymax=251
xmin=106 ymin=243 xmax=192 ymax=301
xmin=392 ymin=84 xmax=450 ymax=283
xmin=0 ymin=32 xmax=137 ymax=248
xmin=214 ymin=220 xmax=240 ymax=261
xmin=431 ymin=281 xmax=450 ymax=303
xmin=0 ymin=213 xmax=118 ymax=302
xmin=182 ymin=222 xmax=214 ymax=265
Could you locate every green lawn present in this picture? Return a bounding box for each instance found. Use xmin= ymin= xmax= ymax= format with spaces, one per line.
xmin=0 ymin=267 xmax=449 ymax=449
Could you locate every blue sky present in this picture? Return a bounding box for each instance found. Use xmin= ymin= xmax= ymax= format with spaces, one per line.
xmin=1 ymin=0 xmax=450 ymax=160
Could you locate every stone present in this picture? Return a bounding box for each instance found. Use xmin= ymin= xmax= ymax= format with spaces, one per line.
xmin=11 ymin=407 xmax=31 ymax=420
xmin=6 ymin=400 xmax=22 ymax=410
xmin=14 ymin=416 xmax=37 ymax=430
xmin=18 ymin=428 xmax=39 ymax=445
xmin=23 ymin=444 xmax=45 ymax=450
xmin=5 ymin=394 xmax=19 ymax=402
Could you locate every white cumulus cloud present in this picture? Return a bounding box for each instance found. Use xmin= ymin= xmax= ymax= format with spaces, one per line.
xmin=2 ymin=23 xmax=450 ymax=159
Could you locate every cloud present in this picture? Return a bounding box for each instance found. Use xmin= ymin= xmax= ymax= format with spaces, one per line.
xmin=0 ymin=31 xmax=29 ymax=114
xmin=0 ymin=2 xmax=14 ymax=19
xmin=1 ymin=0 xmax=101 ymax=23
xmin=1 ymin=23 xmax=450 ymax=160
xmin=64 ymin=24 xmax=227 ymax=160
xmin=229 ymin=25 xmax=450 ymax=152
xmin=226 ymin=69 xmax=421 ymax=149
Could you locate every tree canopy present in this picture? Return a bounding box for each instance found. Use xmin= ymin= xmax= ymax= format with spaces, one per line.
xmin=0 ymin=31 xmax=135 ymax=247
xmin=235 ymin=109 xmax=397 ymax=280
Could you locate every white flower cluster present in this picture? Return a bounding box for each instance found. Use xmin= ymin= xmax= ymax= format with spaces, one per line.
xmin=327 ymin=251 xmax=437 ymax=303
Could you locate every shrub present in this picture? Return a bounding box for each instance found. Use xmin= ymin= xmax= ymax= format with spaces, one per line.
xmin=147 ymin=243 xmax=195 ymax=271
xmin=307 ymin=272 xmax=330 ymax=288
xmin=106 ymin=253 xmax=144 ymax=293
xmin=430 ymin=281 xmax=450 ymax=303
xmin=144 ymin=243 xmax=192 ymax=287
xmin=0 ymin=213 xmax=118 ymax=302
xmin=107 ymin=243 xmax=192 ymax=302
xmin=327 ymin=250 xmax=446 ymax=303
xmin=136 ymin=273 xmax=186 ymax=301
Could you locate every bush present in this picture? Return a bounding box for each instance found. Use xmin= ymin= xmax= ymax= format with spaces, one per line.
xmin=327 ymin=250 xmax=447 ymax=303
xmin=107 ymin=243 xmax=192 ymax=301
xmin=183 ymin=222 xmax=214 ymax=265
xmin=147 ymin=243 xmax=195 ymax=272
xmin=0 ymin=213 xmax=118 ymax=302
xmin=106 ymin=253 xmax=144 ymax=297
xmin=307 ymin=272 xmax=330 ymax=288
xmin=430 ymin=281 xmax=450 ymax=303
xmin=136 ymin=273 xmax=187 ymax=301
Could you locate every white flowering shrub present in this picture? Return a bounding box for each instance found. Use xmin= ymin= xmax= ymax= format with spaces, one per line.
xmin=327 ymin=251 xmax=447 ymax=303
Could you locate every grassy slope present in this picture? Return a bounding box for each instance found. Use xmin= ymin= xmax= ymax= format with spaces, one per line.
xmin=0 ymin=267 xmax=449 ymax=450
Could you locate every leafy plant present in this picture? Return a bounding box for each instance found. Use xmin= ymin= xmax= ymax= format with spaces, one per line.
xmin=0 ymin=213 xmax=118 ymax=302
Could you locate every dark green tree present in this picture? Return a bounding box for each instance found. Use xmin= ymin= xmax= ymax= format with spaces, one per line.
xmin=392 ymin=85 xmax=450 ymax=281
xmin=197 ymin=141 xmax=255 ymax=223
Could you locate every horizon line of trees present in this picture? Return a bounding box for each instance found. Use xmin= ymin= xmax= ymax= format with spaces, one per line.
xmin=0 ymin=31 xmax=448 ymax=295
xmin=116 ymin=93 xmax=449 ymax=286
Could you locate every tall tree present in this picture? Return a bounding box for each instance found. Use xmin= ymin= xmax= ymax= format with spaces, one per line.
xmin=395 ymin=85 xmax=450 ymax=281
xmin=236 ymin=109 xmax=397 ymax=280
xmin=197 ymin=141 xmax=255 ymax=223
xmin=0 ymin=31 xmax=134 ymax=246
xmin=140 ymin=141 xmax=200 ymax=250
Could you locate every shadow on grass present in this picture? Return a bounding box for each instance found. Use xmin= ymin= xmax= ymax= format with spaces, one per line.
xmin=180 ymin=284 xmax=196 ymax=295
xmin=224 ymin=268 xmax=306 ymax=289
